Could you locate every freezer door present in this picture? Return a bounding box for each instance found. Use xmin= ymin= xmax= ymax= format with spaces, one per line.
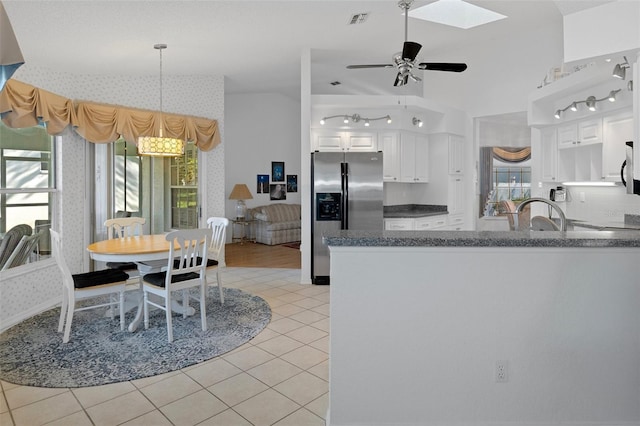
xmin=344 ymin=152 xmax=384 ymax=231
xmin=311 ymin=152 xmax=344 ymax=283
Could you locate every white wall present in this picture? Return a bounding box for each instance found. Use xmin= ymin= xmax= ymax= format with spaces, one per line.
xmin=0 ymin=65 xmax=224 ymax=330
xmin=224 ymin=92 xmax=302 ymax=220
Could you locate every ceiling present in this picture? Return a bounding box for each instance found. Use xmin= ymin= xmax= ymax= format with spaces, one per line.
xmin=3 ymin=0 xmax=610 ymax=100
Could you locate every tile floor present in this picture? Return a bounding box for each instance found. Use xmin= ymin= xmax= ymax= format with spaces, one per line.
xmin=0 ymin=267 xmax=330 ymax=426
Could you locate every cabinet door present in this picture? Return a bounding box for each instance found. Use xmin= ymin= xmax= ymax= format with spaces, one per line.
xmin=413 ymin=135 xmax=429 ymax=182
xmin=345 ymin=132 xmax=377 ymax=152
xmin=448 ymin=135 xmax=464 ymax=174
xmin=399 ymin=132 xmax=417 ymax=182
xmin=380 ymin=132 xmax=400 ymax=182
xmin=313 ymin=130 xmax=344 ymax=152
xmin=384 ymin=218 xmax=414 ymax=230
xmin=602 ymin=111 xmax=633 ymax=181
xmin=448 ymin=175 xmax=464 ymax=215
xmin=415 ymin=215 xmax=447 ymax=230
xmin=557 ymin=124 xmax=578 ymax=149
xmin=541 ymin=127 xmax=558 ymax=182
xmin=578 ymin=118 xmax=602 ymax=146
xmin=446 ymin=214 xmax=465 ymax=230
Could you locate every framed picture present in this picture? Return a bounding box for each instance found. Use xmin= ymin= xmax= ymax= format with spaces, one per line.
xmin=270 ymin=183 xmax=286 ymax=200
xmin=286 ymin=175 xmax=298 ymax=192
xmin=271 ymin=161 xmax=285 ymax=182
xmin=257 ymin=174 xmax=269 ymax=194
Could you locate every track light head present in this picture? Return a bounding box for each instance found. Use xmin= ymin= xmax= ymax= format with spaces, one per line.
xmin=554 ymin=110 xmax=562 ymax=119
xmin=570 ymin=102 xmax=578 ymax=112
xmin=608 ymin=90 xmax=619 ymax=102
xmin=364 ymin=119 xmax=370 ymax=127
xmin=386 ymin=115 xmax=392 ymax=124
xmin=320 ymin=118 xmax=326 ymax=125
xmin=613 ymin=56 xmax=629 ymax=79
xmin=412 ymin=117 xmax=423 ymax=128
xmin=586 ymin=96 xmax=597 ymax=111
xmin=343 ymin=115 xmax=349 ymax=124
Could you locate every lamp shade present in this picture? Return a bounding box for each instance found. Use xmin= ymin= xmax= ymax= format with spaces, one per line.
xmin=229 ymin=184 xmax=253 ymax=200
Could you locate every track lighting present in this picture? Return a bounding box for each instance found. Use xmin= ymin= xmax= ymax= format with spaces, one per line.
xmin=553 ymin=89 xmax=621 ymax=119
xmin=412 ymin=117 xmax=423 ymax=128
xmin=320 ymin=114 xmax=393 ymax=127
xmin=612 ymin=56 xmax=629 ymax=79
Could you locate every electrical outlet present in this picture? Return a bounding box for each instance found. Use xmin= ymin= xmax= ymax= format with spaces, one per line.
xmin=495 ymin=360 xmax=508 ymax=383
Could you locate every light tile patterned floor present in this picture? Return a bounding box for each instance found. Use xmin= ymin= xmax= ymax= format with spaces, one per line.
xmin=0 ymin=267 xmax=329 ymax=426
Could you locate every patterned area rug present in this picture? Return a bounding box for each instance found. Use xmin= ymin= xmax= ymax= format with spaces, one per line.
xmin=0 ymin=288 xmax=270 ymax=388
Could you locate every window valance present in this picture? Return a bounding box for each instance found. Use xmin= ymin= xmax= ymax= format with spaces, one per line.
xmin=0 ymin=79 xmax=220 ymax=151
xmin=492 ymin=147 xmax=531 ymax=163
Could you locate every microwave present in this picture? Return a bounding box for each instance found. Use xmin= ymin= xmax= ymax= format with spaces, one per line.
xmin=622 ymin=141 xmax=640 ymax=196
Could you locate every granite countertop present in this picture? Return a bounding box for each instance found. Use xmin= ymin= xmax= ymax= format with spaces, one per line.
xmin=324 ymin=229 xmax=640 ymax=248
xmin=384 ymin=204 xmax=448 ymax=218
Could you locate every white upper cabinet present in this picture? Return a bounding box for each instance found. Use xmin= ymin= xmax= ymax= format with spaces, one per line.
xmin=557 ymin=118 xmax=602 ymax=149
xmin=448 ymin=135 xmax=465 ymax=175
xmin=540 ymin=127 xmax=558 ymax=182
xmin=312 ymin=130 xmax=378 ymax=152
xmin=399 ymin=132 xmax=429 ymax=183
xmin=602 ymin=111 xmax=633 ymax=181
xmin=380 ymin=132 xmax=400 ymax=182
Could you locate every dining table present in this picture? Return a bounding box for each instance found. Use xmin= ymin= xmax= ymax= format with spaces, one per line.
xmin=87 ymin=234 xmax=196 ymax=332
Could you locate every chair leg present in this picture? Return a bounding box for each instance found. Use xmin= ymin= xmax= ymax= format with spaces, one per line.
xmin=200 ymin=282 xmax=207 ymax=332
xmin=63 ymin=302 xmax=75 ymax=343
xmin=143 ymin=291 xmax=150 ymax=330
xmin=108 ymin=294 xmax=115 ymax=320
xmin=57 ymin=288 xmax=68 ymax=333
xmin=166 ymin=292 xmax=173 ymax=343
xmin=182 ymin=289 xmax=188 ymax=319
xmin=119 ymin=291 xmax=125 ymax=331
xmin=217 ymin=269 xmax=224 ymax=305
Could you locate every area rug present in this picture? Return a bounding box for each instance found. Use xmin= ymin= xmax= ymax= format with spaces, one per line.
xmin=0 ymin=288 xmax=270 ymax=388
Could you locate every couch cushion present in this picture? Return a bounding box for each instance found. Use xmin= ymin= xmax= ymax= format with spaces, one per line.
xmin=263 ymin=220 xmax=300 ymax=232
xmin=260 ymin=204 xmax=300 ymax=222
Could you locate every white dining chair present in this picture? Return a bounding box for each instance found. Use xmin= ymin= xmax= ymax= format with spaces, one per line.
xmin=141 ymin=228 xmax=210 ymax=342
xmin=51 ymin=229 xmax=129 ymax=343
xmin=104 ymin=217 xmax=147 ymax=275
xmin=206 ymin=217 xmax=229 ymax=304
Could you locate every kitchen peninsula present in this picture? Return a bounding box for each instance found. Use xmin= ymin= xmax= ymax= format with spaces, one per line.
xmin=325 ymin=230 xmax=640 ymax=426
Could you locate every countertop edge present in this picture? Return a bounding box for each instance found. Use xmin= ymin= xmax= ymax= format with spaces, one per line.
xmin=323 ymin=230 xmax=640 ymax=248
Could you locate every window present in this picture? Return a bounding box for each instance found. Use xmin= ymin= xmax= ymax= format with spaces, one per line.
xmin=0 ymin=122 xmax=56 ymax=265
xmin=480 ymin=146 xmax=531 ymax=217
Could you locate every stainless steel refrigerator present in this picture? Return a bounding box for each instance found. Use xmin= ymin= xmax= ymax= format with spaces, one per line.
xmin=311 ymin=151 xmax=384 ymax=284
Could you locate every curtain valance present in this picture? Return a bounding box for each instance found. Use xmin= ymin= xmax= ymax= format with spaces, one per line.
xmin=0 ymin=79 xmax=220 ymax=151
xmin=492 ymin=147 xmax=531 ymax=163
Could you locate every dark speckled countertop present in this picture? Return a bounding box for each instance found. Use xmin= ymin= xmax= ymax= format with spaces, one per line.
xmin=324 ymin=229 xmax=640 ymax=248
xmin=384 ymin=204 xmax=448 ymax=218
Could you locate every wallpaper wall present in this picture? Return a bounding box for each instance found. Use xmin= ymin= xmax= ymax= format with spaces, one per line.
xmin=0 ymin=65 xmax=225 ymax=330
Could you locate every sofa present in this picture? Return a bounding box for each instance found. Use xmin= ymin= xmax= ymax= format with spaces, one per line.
xmin=247 ymin=203 xmax=301 ymax=245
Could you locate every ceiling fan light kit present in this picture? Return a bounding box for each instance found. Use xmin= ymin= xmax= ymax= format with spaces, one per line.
xmin=346 ymin=0 xmax=467 ymax=87
xmin=553 ymin=89 xmax=621 ymax=120
xmin=320 ymin=114 xmax=392 ymax=127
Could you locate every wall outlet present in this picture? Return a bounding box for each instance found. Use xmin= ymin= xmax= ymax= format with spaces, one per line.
xmin=495 ymin=360 xmax=509 ymax=383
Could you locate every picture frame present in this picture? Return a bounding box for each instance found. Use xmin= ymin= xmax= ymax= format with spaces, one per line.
xmin=286 ymin=175 xmax=298 ymax=192
xmin=270 ymin=183 xmax=286 ymax=200
xmin=271 ymin=161 xmax=285 ymax=182
xmin=257 ymin=174 xmax=269 ymax=194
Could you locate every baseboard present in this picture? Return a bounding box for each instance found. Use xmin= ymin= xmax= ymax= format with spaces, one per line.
xmin=0 ymin=297 xmax=61 ymax=333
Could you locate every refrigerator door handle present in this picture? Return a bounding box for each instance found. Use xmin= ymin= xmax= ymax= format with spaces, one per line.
xmin=341 ymin=162 xmax=348 ymax=229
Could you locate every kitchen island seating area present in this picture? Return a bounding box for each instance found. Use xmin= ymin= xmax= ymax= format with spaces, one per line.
xmin=51 ymin=229 xmax=129 ymax=343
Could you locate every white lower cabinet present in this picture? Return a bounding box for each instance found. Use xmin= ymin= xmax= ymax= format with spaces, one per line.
xmin=384 ymin=215 xmax=449 ymax=231
xmin=384 ymin=218 xmax=414 ymax=231
xmin=446 ymin=214 xmax=465 ymax=230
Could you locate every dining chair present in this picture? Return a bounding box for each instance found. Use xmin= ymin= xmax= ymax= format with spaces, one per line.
xmin=206 ymin=217 xmax=229 ymax=304
xmin=104 ymin=217 xmax=146 ymax=273
xmin=141 ymin=228 xmax=210 ymax=342
xmin=1 ymin=231 xmax=42 ymax=270
xmin=51 ymin=229 xmax=129 ymax=343
xmin=0 ymin=224 xmax=32 ymax=270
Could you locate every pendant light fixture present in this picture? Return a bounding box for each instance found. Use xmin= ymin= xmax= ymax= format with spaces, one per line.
xmin=137 ymin=44 xmax=185 ymax=157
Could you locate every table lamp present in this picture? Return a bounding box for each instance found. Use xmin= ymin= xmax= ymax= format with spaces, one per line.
xmin=229 ymin=184 xmax=253 ymax=219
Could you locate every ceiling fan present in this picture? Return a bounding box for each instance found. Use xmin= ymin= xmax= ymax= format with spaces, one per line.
xmin=347 ymin=0 xmax=467 ymax=87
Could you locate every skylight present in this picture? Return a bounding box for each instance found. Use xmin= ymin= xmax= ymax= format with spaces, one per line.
xmin=408 ymin=0 xmax=507 ymax=29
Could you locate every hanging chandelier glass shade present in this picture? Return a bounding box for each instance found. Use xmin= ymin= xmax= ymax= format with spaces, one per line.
xmin=137 ymin=44 xmax=185 ymax=157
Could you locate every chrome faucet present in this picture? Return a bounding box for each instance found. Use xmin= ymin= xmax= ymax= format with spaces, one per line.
xmin=515 ymin=197 xmax=567 ymax=231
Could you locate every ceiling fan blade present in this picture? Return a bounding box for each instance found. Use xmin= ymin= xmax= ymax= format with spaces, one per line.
xmin=402 ymin=41 xmax=422 ymax=62
xmin=403 ymin=74 xmax=409 ymax=86
xmin=417 ymin=62 xmax=468 ymax=72
xmin=347 ymin=64 xmax=394 ymax=69
xmin=393 ymin=72 xmax=404 ymax=87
